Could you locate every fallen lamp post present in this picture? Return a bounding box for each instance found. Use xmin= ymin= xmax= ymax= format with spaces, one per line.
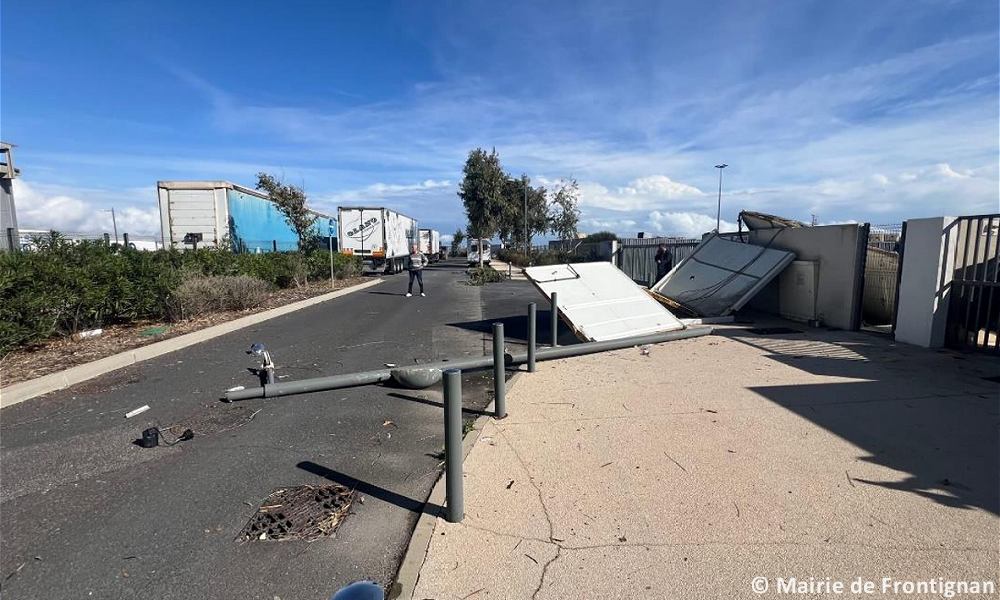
xmin=223 ymin=326 xmax=712 ymax=402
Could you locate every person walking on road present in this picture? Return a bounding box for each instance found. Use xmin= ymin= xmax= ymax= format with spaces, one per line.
xmin=406 ymin=244 xmax=428 ymax=297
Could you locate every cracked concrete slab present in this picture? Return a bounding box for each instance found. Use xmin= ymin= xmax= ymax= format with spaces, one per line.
xmin=411 ymin=321 xmax=999 ymax=599
xmin=415 ymin=519 xmax=558 ymax=599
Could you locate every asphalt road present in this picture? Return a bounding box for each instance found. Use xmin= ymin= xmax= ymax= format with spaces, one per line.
xmin=0 ymin=260 xmax=561 ymax=600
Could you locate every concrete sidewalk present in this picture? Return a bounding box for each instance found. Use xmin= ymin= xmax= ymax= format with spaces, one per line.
xmin=490 ymin=259 xmax=527 ymax=281
xmin=411 ymin=324 xmax=999 ymax=599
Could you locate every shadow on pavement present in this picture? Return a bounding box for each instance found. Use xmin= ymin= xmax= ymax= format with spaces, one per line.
xmin=386 ymin=392 xmax=492 ymax=416
xmin=447 ymin=312 xmax=579 ymax=346
xmin=297 ymin=461 xmax=443 ymax=515
xmin=722 ymin=324 xmax=999 ymax=516
xmin=366 ymin=291 xmax=407 ymax=297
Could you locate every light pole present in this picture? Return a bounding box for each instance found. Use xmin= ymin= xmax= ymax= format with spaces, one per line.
xmin=714 ymin=164 xmax=728 ymax=232
xmin=523 ymin=175 xmax=528 ymax=254
xmin=104 ymin=208 xmax=119 ymax=244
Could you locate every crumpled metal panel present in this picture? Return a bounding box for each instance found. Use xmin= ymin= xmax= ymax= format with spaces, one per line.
xmin=524 ymin=262 xmax=685 ymax=341
xmin=651 ymin=233 xmax=796 ymax=317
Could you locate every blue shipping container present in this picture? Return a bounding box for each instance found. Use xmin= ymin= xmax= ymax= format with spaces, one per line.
xmin=158 ymin=181 xmax=335 ymax=252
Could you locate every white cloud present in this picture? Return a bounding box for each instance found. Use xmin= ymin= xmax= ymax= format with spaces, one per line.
xmin=580 ymin=217 xmax=637 ymax=232
xmin=936 ymin=163 xmax=970 ymax=179
xmin=364 ymin=179 xmax=453 ymax=195
xmin=13 ymin=180 xmax=161 ymax=236
xmin=319 ymin=179 xmax=454 ymax=207
xmin=540 ymin=174 xmax=707 ymax=212
xmin=577 ymin=211 xmax=735 ymax=239
xmin=619 ymin=175 xmax=705 ymax=199
xmin=648 ymin=211 xmax=738 ymax=238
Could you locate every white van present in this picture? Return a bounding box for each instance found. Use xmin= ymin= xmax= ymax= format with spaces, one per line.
xmin=467 ymin=239 xmax=492 ymax=266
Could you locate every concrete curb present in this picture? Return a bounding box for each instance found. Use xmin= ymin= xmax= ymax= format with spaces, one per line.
xmin=390 ymin=370 xmax=523 ymax=600
xmin=0 ymin=278 xmax=384 ymax=409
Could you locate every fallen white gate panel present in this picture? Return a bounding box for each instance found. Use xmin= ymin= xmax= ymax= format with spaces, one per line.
xmin=524 ymin=262 xmax=686 ymax=341
xmin=651 ymin=233 xmax=796 ymax=316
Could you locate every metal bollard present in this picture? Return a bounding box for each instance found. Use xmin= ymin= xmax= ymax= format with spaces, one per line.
xmin=550 ymin=291 xmax=559 ymax=347
xmin=527 ymin=303 xmax=537 ymax=373
xmin=493 ymin=323 xmax=506 ymax=418
xmin=443 ymin=369 xmax=464 ymax=523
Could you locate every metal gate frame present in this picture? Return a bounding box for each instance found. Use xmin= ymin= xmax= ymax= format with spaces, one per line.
xmin=944 ymin=214 xmax=1000 ymax=353
xmin=890 ymin=221 xmax=907 ymax=335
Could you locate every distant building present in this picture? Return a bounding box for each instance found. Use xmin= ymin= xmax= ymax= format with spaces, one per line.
xmin=1 ymin=142 xmax=21 ymax=251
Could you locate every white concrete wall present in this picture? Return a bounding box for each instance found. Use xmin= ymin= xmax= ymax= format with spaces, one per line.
xmin=748 ymin=224 xmax=865 ymax=330
xmin=894 ymin=216 xmax=957 ymax=348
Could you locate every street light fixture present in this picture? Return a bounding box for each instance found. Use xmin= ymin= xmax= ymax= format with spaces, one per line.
xmin=714 ymin=164 xmax=728 ymax=232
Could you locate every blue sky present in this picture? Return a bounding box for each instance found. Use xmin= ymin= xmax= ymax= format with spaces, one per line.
xmin=3 ymin=0 xmax=998 ymax=241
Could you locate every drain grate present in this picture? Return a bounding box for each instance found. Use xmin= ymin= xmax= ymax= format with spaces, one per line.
xmin=746 ymin=327 xmax=803 ymax=335
xmin=239 ymin=484 xmax=354 ymax=542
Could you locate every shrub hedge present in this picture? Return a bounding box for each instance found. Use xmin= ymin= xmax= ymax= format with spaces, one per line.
xmin=167 ymin=274 xmax=272 ymax=320
xmin=496 ymin=248 xmax=600 ymax=267
xmin=0 ymin=236 xmax=362 ymax=353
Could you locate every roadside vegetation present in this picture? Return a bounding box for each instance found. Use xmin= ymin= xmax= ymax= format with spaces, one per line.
xmin=0 ymin=233 xmax=362 ymax=354
xmin=457 ymin=147 xmax=580 ymax=266
xmin=464 ymin=266 xmax=507 ymax=286
xmin=497 ymin=231 xmax=618 ymax=267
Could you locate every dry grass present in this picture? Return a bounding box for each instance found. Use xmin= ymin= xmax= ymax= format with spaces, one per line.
xmin=167 ymin=274 xmax=272 ymax=320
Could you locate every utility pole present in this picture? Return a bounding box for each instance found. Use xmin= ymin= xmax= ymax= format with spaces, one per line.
xmin=104 ymin=208 xmax=119 ymax=244
xmin=714 ymin=164 xmax=728 ymax=232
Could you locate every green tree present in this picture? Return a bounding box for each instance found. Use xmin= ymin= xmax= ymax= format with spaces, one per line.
xmin=255 ymin=173 xmax=317 ymax=253
xmin=498 ymin=174 xmax=548 ymax=252
xmin=548 ymin=178 xmax=581 ymax=242
xmin=583 ymin=230 xmax=617 ymax=242
xmin=452 ymin=229 xmax=466 ymax=256
xmin=458 ymin=148 xmax=506 ymax=267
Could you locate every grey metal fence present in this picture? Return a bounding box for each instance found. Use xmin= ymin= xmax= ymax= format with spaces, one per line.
xmin=615 ymin=237 xmax=699 ymax=287
xmin=862 ymin=246 xmax=899 ymax=326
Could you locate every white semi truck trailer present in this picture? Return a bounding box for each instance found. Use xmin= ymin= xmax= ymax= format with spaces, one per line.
xmin=338 ymin=206 xmax=418 ymax=274
xmin=418 ymin=229 xmax=440 ymax=262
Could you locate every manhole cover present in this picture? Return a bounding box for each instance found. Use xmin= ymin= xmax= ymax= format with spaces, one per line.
xmin=746 ymin=327 xmax=803 ymax=335
xmin=239 ymin=485 xmax=354 ymax=542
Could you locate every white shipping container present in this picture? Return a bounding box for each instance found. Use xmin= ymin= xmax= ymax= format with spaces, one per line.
xmin=157 ymin=181 xmax=334 ymax=252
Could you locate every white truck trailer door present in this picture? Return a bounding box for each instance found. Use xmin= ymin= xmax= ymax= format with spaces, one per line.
xmin=385 ymin=211 xmax=417 ymax=258
xmin=340 ymin=208 xmax=384 ymax=254
xmin=163 ymin=188 xmax=222 ymax=248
